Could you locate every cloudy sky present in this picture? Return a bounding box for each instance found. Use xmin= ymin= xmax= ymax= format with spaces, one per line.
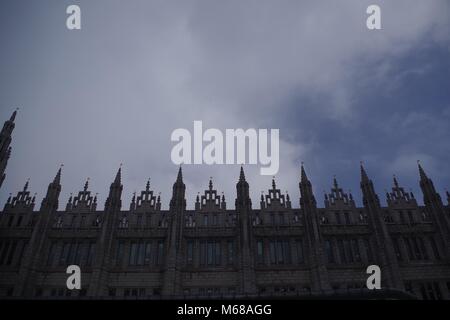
xmin=1 ymin=0 xmax=449 ymax=210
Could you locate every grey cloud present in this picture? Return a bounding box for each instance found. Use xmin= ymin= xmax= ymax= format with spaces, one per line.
xmin=0 ymin=0 xmax=449 ymax=209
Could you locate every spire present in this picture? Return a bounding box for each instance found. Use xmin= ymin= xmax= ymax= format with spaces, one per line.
xmin=359 ymin=162 xmax=381 ymax=208
xmin=272 ymin=177 xmax=276 ymax=190
xmin=130 ymin=191 xmax=136 ymax=211
xmin=146 ymin=178 xmax=150 ymax=191
xmin=41 ymin=165 xmax=63 ymax=210
xmin=299 ymin=162 xmax=317 ymax=208
xmin=221 ymin=192 xmax=226 ymax=210
xmin=156 ymin=192 xmax=161 ymax=210
xmin=301 ymin=162 xmax=308 ymax=183
xmin=10 ymin=109 xmax=18 ymax=122
xmin=417 ymin=166 xmax=449 ymax=259
xmin=209 ymin=177 xmax=213 ymax=190
xmin=393 ymin=174 xmax=399 ymax=188
xmin=105 ymin=165 xmax=123 ymax=212
xmin=260 ymin=191 xmax=266 ymax=209
xmin=114 ymin=164 xmax=122 ymax=185
xmin=0 ymin=110 xmax=18 ymax=190
xmin=24 ymin=179 xmax=30 ymax=192
xmin=360 ymin=161 xmax=369 ymax=182
xmin=418 ymin=160 xmax=428 ymax=180
xmin=285 ymin=191 xmax=291 ymax=209
xmin=170 ymin=166 xmax=186 ymax=211
xmin=177 ymin=166 xmax=183 ymax=183
xmin=239 ymin=166 xmax=246 ymax=182
xmin=237 ymin=166 xmax=249 ymax=187
xmin=236 ymin=166 xmax=251 ymax=210
xmin=333 ymin=175 xmax=339 ymax=189
xmin=54 ymin=165 xmax=63 ymax=185
xmin=84 ymin=178 xmax=89 ymax=191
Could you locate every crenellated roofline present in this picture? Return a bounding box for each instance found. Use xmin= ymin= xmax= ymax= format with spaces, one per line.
xmin=1 ymin=163 xmax=448 ymax=213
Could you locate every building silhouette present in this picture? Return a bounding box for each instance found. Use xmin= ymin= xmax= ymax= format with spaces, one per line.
xmin=0 ymin=111 xmax=449 ymax=300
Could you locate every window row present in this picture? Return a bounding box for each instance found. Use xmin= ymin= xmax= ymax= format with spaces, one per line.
xmin=333 ymin=212 xmax=353 ymax=225
xmin=393 ymin=236 xmax=441 ymax=262
xmin=115 ymin=240 xmax=165 ymax=267
xmin=118 ymin=216 xmax=168 ymax=229
xmin=108 ymin=287 xmax=161 ymax=297
xmin=324 ymin=238 xmax=373 ymax=264
xmin=321 ymin=212 xmax=368 ymax=225
xmin=331 ymin=282 xmax=366 ymax=291
xmin=2 ymin=215 xmax=30 ymax=228
xmin=404 ymin=281 xmax=446 ymax=300
xmin=0 ymin=287 xmax=14 ymax=297
xmin=258 ymin=285 xmax=311 ymax=295
xmin=252 ymin=213 xmax=303 ymax=226
xmin=266 ymin=214 xmax=298 ymax=226
xmin=256 ymin=239 xmax=304 ymax=265
xmin=108 ymin=288 xmax=161 ymax=298
xmin=181 ymin=287 xmax=236 ymax=296
xmin=122 ymin=288 xmax=144 ymax=297
xmin=185 ymin=240 xmax=235 ymax=266
xmin=0 ymin=240 xmax=27 ymax=267
xmin=395 ymin=210 xmax=427 ymax=224
xmin=185 ymin=214 xmax=237 ymax=227
xmin=46 ymin=241 xmax=95 ymax=267
xmin=34 ymin=287 xmax=88 ymax=298
xmin=53 ymin=215 xmax=101 ymax=229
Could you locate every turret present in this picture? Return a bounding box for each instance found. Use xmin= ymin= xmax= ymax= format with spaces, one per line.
xmin=299 ymin=163 xmax=331 ymax=293
xmin=234 ymin=166 xmax=256 ymax=295
xmin=235 ymin=166 xmax=252 ymax=211
xmin=40 ymin=166 xmax=62 ymax=211
xmin=359 ymin=162 xmax=403 ymax=289
xmin=300 ymin=164 xmax=317 ymax=206
xmin=169 ymin=167 xmax=186 ymax=211
xmin=418 ymin=161 xmax=450 ymax=257
xmin=0 ymin=110 xmax=18 ymax=189
xmin=105 ymin=166 xmax=123 ymax=212
xmin=221 ymin=193 xmax=227 ymax=210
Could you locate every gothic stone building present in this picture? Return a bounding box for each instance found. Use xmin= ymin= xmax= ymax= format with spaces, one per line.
xmin=0 ymin=111 xmax=450 ymax=300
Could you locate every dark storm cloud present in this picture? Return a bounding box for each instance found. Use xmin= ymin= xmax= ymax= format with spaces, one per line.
xmin=0 ymin=0 xmax=449 ymax=209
